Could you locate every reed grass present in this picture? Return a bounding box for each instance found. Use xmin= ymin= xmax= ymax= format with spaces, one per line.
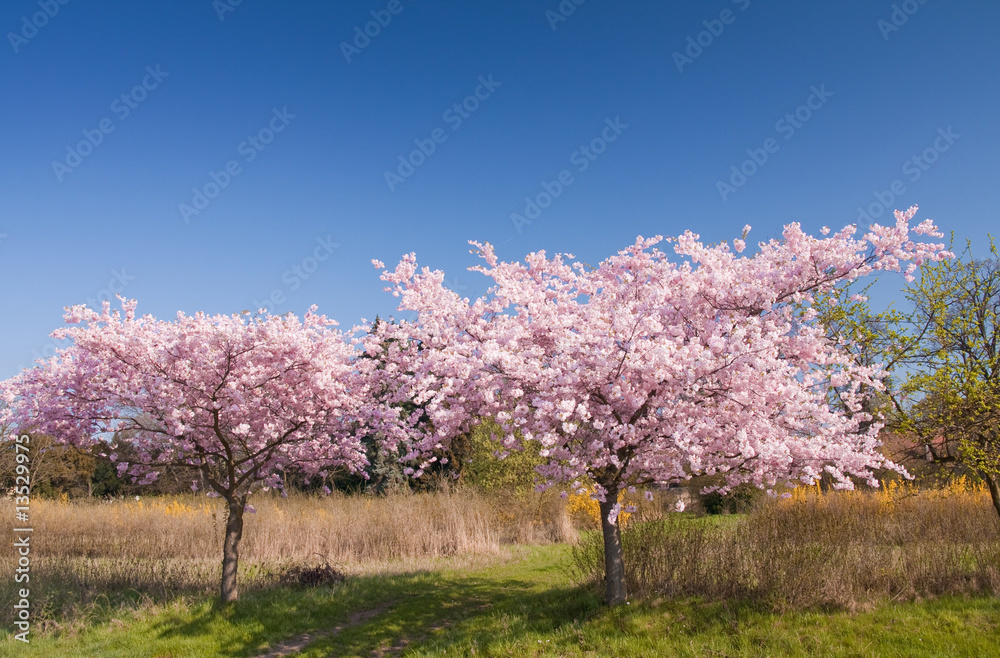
xmin=575 ymin=477 xmax=1000 ymax=611
xmin=0 ymin=487 xmax=574 ymax=631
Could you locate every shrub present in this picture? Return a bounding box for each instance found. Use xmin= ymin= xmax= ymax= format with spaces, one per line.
xmin=574 ymin=480 xmax=1000 ymax=610
xmin=698 ymin=482 xmax=764 ymax=515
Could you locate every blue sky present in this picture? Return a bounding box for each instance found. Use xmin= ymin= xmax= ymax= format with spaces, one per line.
xmin=2 ymin=0 xmax=997 ymax=379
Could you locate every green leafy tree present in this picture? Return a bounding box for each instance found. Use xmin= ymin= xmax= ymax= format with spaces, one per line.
xmin=821 ymin=238 xmax=1000 ymax=518
xmin=897 ymin=239 xmax=1000 ymax=517
xmin=0 ymin=432 xmax=96 ymax=498
xmin=460 ymin=418 xmax=546 ymax=495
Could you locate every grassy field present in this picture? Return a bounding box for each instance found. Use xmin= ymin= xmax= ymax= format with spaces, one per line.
xmin=2 ymin=543 xmax=999 ymax=657
xmin=2 ymin=484 xmax=999 ymax=656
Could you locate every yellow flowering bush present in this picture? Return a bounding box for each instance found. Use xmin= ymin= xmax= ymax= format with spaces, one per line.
xmin=565 ymin=486 xmax=634 ymax=529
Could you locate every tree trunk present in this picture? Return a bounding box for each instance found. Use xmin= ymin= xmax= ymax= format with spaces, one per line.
xmin=598 ymin=497 xmax=627 ymax=605
xmin=221 ymin=496 xmax=245 ymax=603
xmin=983 ymin=472 xmax=1000 ymax=525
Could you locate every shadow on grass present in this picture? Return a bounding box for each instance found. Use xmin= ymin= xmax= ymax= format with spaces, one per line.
xmin=313 ymin=575 xmax=602 ymax=656
xmin=144 ymin=568 xmax=602 ymax=657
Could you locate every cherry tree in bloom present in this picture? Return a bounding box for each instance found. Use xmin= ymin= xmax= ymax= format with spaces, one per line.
xmin=0 ymin=299 xmax=367 ymax=602
xmin=366 ymin=207 xmax=951 ymax=604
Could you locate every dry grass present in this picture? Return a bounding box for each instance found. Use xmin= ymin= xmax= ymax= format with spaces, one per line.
xmin=575 ymin=477 xmax=1000 ymax=611
xmin=11 ymin=477 xmax=1000 ymax=635
xmin=0 ymin=488 xmax=574 ymax=631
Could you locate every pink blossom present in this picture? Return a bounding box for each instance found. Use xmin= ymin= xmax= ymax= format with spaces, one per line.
xmin=0 ymin=299 xmax=370 ymax=602
xmin=366 ymin=207 xmax=947 ymax=516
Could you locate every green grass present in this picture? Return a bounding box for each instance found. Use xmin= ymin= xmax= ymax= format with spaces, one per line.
xmin=3 ymin=544 xmax=999 ymax=657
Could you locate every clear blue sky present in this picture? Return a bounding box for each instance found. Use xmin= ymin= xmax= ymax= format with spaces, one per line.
xmin=2 ymin=0 xmax=997 ymax=378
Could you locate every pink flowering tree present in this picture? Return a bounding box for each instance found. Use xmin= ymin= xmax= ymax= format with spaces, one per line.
xmin=0 ymin=299 xmax=367 ymax=602
xmin=366 ymin=207 xmax=950 ymax=605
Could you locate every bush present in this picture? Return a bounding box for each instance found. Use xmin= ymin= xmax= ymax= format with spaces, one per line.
xmin=699 ymin=482 xmax=764 ymax=515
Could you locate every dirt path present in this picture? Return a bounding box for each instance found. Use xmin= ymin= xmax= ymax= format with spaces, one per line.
xmin=255 ymin=602 xmax=393 ymax=658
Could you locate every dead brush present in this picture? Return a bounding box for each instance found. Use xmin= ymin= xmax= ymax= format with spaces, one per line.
xmin=278 ymin=554 xmax=346 ymax=588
